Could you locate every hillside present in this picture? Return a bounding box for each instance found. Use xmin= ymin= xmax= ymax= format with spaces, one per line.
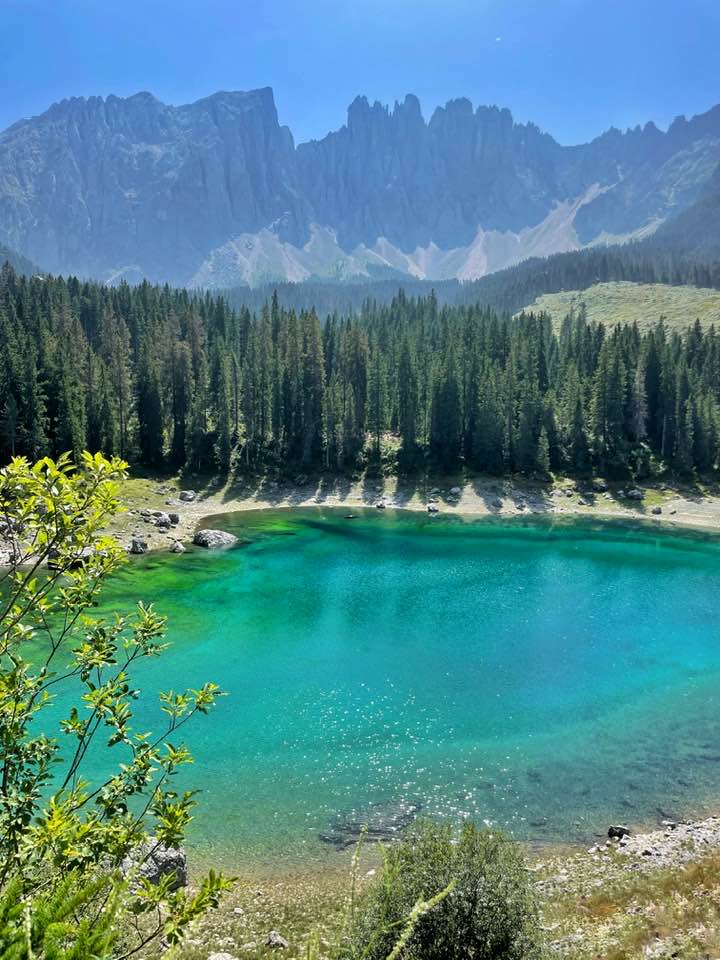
xmin=0 ymin=242 xmax=38 ymax=275
xmin=653 ymin=162 xmax=720 ymax=256
xmin=224 ymin=245 xmax=720 ymax=316
xmin=522 ymin=280 xmax=720 ymax=330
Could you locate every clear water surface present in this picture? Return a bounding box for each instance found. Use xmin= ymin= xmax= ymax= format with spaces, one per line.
xmin=48 ymin=509 xmax=720 ymax=871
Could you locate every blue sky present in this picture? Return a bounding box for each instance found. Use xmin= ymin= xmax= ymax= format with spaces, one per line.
xmin=1 ymin=0 xmax=718 ymax=144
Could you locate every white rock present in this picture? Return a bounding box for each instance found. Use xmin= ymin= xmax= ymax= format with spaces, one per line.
xmin=266 ymin=931 xmax=289 ymax=949
xmin=193 ymin=529 xmax=238 ymax=550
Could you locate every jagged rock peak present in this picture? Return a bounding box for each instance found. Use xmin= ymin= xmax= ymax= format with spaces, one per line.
xmin=1 ymin=87 xmax=719 ymax=288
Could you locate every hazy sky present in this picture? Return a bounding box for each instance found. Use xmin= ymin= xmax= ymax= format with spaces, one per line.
xmin=1 ymin=0 xmax=718 ymax=144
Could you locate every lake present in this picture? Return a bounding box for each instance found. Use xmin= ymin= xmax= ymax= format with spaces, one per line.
xmin=73 ymin=509 xmax=720 ymax=872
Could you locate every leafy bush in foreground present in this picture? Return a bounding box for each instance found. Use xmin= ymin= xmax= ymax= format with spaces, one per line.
xmin=342 ymin=820 xmax=540 ymax=960
xmin=0 ymin=452 xmax=231 ymax=957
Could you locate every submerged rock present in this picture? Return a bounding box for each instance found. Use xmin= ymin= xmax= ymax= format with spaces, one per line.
xmin=320 ymin=800 xmax=422 ymax=849
xmin=193 ymin=529 xmax=238 ymax=549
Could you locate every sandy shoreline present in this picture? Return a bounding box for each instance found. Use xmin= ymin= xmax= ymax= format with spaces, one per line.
xmin=116 ymin=473 xmax=720 ymax=550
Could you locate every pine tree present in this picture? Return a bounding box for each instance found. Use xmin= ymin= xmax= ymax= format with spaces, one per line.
xmin=590 ymin=339 xmax=627 ymax=474
xmin=0 ymin=395 xmax=18 ymax=457
xmin=300 ymin=310 xmax=325 ymax=467
xmin=137 ymin=345 xmax=164 ymax=467
xmin=367 ymin=343 xmax=387 ymax=461
xmin=430 ymin=346 xmax=462 ymax=469
xmin=397 ymin=336 xmax=419 ymax=465
xmin=214 ymin=353 xmax=233 ymax=472
xmin=170 ymin=342 xmax=193 ymax=467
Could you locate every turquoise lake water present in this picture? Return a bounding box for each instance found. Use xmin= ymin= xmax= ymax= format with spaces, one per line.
xmin=65 ymin=509 xmax=720 ymax=871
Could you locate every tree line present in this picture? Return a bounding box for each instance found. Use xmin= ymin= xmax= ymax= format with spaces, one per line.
xmin=457 ymin=242 xmax=720 ymax=316
xmin=225 ymin=243 xmax=720 ymax=317
xmin=1 ymin=262 xmax=720 ymax=478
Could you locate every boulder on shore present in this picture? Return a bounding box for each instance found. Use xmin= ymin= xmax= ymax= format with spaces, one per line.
xmin=121 ymin=838 xmax=187 ymax=890
xmin=130 ymin=537 xmax=148 ymax=555
xmin=193 ymin=529 xmax=238 ymax=550
xmin=170 ymin=541 xmax=186 ymax=554
xmin=608 ymin=824 xmax=631 ymax=840
xmin=179 ymin=490 xmax=196 ymax=502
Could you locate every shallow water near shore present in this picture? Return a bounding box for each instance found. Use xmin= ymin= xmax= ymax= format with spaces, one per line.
xmin=59 ymin=509 xmax=720 ymax=872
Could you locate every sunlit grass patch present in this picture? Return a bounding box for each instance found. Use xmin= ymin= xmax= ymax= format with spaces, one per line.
xmin=523 ymin=282 xmax=720 ymax=332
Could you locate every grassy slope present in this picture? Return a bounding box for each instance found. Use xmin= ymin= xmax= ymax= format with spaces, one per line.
xmin=522 ymin=281 xmax=720 ymax=330
xmin=538 ymin=848 xmax=720 ymax=960
xmin=170 ymin=847 xmax=720 ymax=960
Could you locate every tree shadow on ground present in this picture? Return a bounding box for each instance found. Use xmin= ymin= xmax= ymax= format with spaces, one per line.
xmin=468 ymin=474 xmax=555 ymax=516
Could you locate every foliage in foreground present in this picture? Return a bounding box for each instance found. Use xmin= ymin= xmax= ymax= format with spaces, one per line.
xmin=0 ymin=452 xmax=230 ymax=958
xmin=341 ymin=821 xmax=540 ymax=960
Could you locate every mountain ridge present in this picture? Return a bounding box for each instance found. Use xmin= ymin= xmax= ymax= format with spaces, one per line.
xmin=0 ymin=88 xmax=718 ymax=287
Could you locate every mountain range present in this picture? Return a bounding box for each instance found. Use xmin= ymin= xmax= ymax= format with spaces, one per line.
xmin=0 ymin=88 xmax=718 ymax=288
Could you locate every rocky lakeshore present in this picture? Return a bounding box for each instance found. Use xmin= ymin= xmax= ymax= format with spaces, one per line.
xmin=538 ymin=814 xmax=720 ymax=897
xmin=170 ymin=814 xmax=720 ymax=960
xmin=536 ymin=815 xmax=720 ymax=958
xmin=108 ymin=473 xmax=720 ymax=555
